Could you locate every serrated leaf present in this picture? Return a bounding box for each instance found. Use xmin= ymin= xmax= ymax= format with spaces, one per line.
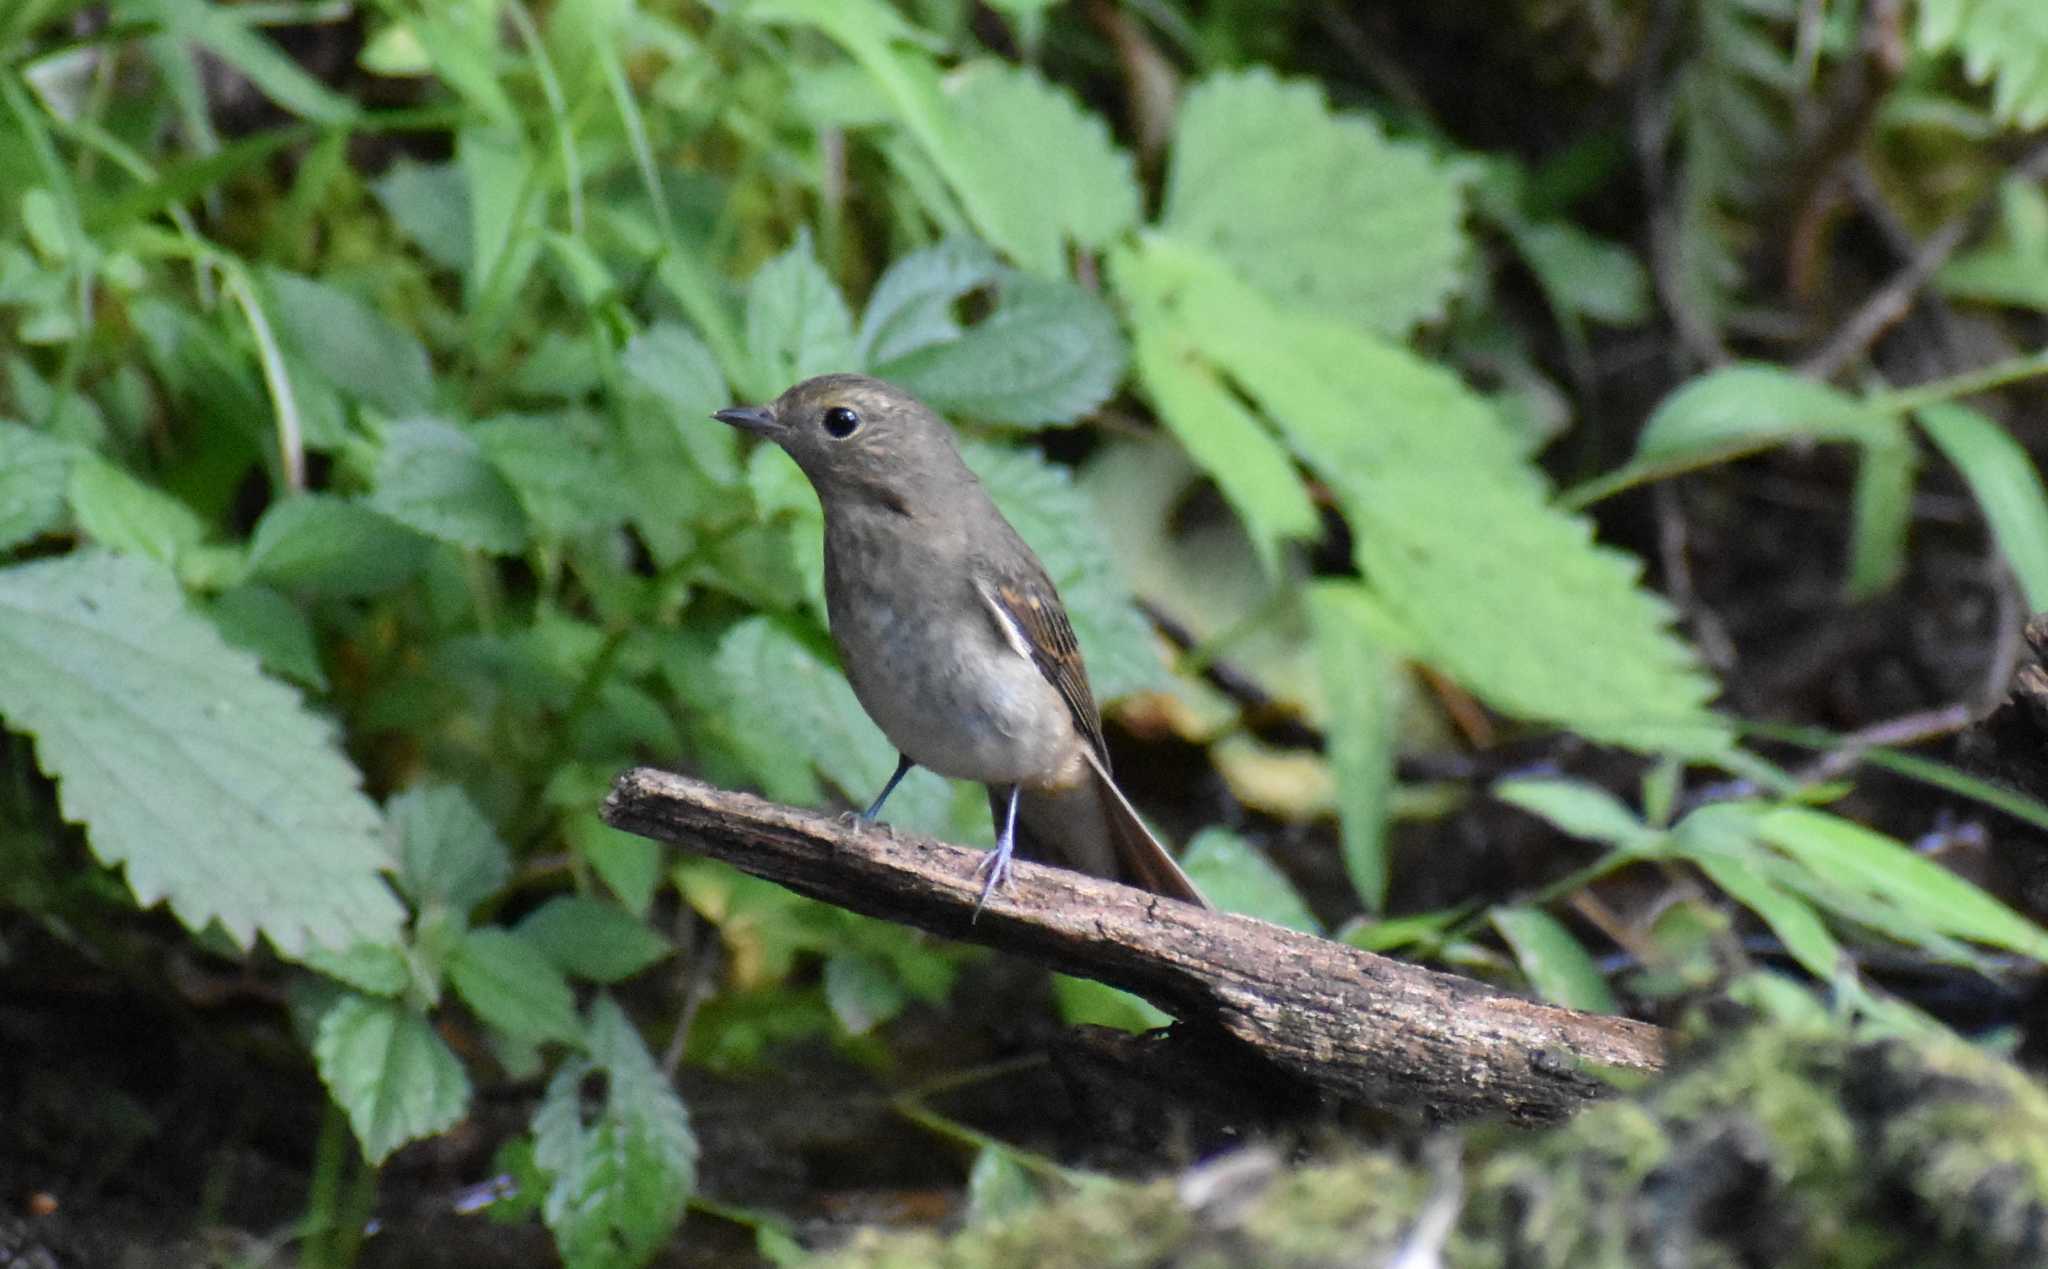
xmin=295 ymin=939 xmax=414 ymax=997
xmin=67 ymin=459 xmax=208 ymax=565
xmin=1918 ymin=403 xmax=2048 ymax=611
xmin=314 ymin=992 xmax=471 ymax=1163
xmin=517 ymin=896 xmax=672 ymax=983
xmin=1179 ymin=828 xmax=1321 ymax=934
xmin=388 ymin=784 xmax=510 ymax=915
xmin=245 ymin=494 xmax=432 ymax=597
xmin=877 ymin=272 xmax=1126 ymax=427
xmin=933 ymin=59 xmax=1141 ymax=276
xmin=476 ymin=410 xmax=628 ymax=540
xmin=371 ymin=418 xmax=529 ymax=553
xmin=1162 ymin=68 xmax=1468 ymax=336
xmin=450 ymin=927 xmax=582 ymax=1044
xmin=743 ymin=232 xmax=856 ymax=400
xmin=857 ymin=238 xmax=1003 ymax=365
xmin=1121 ymin=271 xmax=1318 ymax=572
xmin=0 ymin=552 xmax=402 ymax=953
xmin=1491 ymin=905 xmax=1618 ymax=1013
xmin=534 ymin=997 xmax=695 ymax=1266
xmin=0 ymin=420 xmax=80 ymax=549
xmin=205 ymin=583 xmax=326 ymax=689
xmin=1914 ymin=0 xmax=2048 ymax=128
xmin=753 ymin=3 xmax=1137 ymax=276
xmin=1308 ymin=583 xmax=1399 ymax=911
xmin=264 ymin=268 xmax=434 ymax=416
xmin=963 ymin=441 xmax=1164 ymax=701
xmin=1119 ymin=237 xmax=1727 ymax=756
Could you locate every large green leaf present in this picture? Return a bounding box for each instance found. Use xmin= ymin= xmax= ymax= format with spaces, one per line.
xmin=1916 ymin=0 xmax=2048 ymax=127
xmin=244 ymin=494 xmax=432 ymax=597
xmin=1161 ymin=68 xmax=1469 ymax=337
xmin=264 ymin=268 xmax=435 ymax=417
xmin=1917 ymin=403 xmax=2048 ymax=611
xmin=0 ymin=552 xmax=403 ymax=952
xmin=1118 ymin=236 xmax=1727 ymax=756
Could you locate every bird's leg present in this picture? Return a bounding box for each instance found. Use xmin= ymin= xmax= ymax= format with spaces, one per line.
xmin=972 ymin=784 xmax=1021 ymax=922
xmin=860 ymin=753 xmax=916 ymax=823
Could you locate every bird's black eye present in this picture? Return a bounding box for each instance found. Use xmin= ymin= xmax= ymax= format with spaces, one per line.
xmin=822 ymin=406 xmax=861 ymax=439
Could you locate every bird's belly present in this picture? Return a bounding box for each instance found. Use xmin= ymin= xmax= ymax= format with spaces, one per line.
xmin=833 ymin=601 xmax=1075 ymax=787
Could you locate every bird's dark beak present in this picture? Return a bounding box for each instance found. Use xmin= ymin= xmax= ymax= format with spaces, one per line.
xmin=712 ymin=404 xmax=780 ymax=437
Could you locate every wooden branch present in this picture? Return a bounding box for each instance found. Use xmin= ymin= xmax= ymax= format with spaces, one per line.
xmin=603 ymin=768 xmax=1668 ymax=1125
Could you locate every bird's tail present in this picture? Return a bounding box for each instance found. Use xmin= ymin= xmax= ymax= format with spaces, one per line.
xmin=998 ymin=754 xmax=1210 ymax=908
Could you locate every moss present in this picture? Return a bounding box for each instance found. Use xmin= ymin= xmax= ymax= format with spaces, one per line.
xmin=818 ymin=1023 xmax=2048 ymax=1267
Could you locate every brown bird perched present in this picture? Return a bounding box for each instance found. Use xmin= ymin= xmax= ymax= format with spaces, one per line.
xmin=713 ymin=374 xmax=1209 ymax=915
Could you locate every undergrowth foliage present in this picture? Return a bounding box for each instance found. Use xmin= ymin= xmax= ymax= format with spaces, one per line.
xmin=2 ymin=0 xmax=2048 ymax=1263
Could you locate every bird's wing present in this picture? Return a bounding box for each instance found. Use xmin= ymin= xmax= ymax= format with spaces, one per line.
xmin=974 ymin=566 xmax=1111 ymax=769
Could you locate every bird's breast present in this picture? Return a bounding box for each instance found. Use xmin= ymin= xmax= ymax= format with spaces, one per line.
xmin=823 ymin=514 xmax=1080 ymax=787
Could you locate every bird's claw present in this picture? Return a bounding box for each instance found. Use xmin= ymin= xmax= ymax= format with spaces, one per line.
xmin=970 ymin=847 xmax=1013 ymax=923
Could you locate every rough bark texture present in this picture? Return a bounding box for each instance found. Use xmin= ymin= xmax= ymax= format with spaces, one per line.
xmin=603 ymin=767 xmax=1668 ymax=1125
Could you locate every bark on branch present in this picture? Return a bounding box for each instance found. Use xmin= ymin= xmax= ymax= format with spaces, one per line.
xmin=603 ymin=767 xmax=1668 ymax=1125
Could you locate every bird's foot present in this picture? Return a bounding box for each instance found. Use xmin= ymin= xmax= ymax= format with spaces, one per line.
xmin=970 ymin=843 xmax=1016 ymax=923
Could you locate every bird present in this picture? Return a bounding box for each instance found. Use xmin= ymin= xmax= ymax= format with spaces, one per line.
xmin=712 ymin=373 xmax=1209 ymax=916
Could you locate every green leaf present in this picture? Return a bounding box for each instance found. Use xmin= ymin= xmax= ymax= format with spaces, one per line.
xmin=964 ymin=1146 xmax=1040 ymax=1226
xmin=708 ymin=617 xmax=956 ymax=835
xmin=66 ymin=458 xmax=208 ymax=565
xmin=568 ymin=815 xmax=666 ymax=919
xmin=1757 ymin=806 xmax=2048 ymax=960
xmin=1491 ymin=906 xmax=1618 ymax=1013
xmin=1509 ymin=221 xmax=1650 ymax=326
xmin=930 ymin=59 xmax=1141 ymax=276
xmin=204 ymin=584 xmax=326 ymax=689
xmin=388 ymin=784 xmax=511 ymax=915
xmin=1918 ymin=403 xmax=2048 ymax=610
xmin=1692 ymin=854 xmax=1843 ymax=981
xmin=857 ymin=237 xmax=1003 ymax=365
xmin=1845 ymin=430 xmax=1918 ymax=601
xmin=296 ymin=940 xmax=413 ymax=998
xmin=965 ymin=441 xmax=1164 ymax=701
xmin=1308 ymin=583 xmax=1399 ymax=912
xmin=743 ymin=232 xmax=857 ymax=400
xmin=534 ymin=997 xmax=695 ymax=1266
xmin=517 ymin=896 xmax=672 ymax=984
xmin=245 ymin=494 xmax=432 ymax=597
xmin=1494 ymin=777 xmax=1663 ymax=853
xmin=370 ymin=418 xmax=529 ymax=554
xmin=1636 ymin=364 xmax=1897 ymax=459
xmin=1179 ymin=828 xmax=1321 ymax=934
xmin=822 ymin=950 xmax=908 ymax=1035
xmin=1914 ymin=0 xmax=2048 ymax=128
xmin=1120 ymin=237 xmax=1727 ymax=756
xmin=1161 ymin=67 xmax=1468 ymax=336
xmin=753 ymin=4 xmax=1137 ymax=277
xmin=449 ymin=927 xmax=582 ymax=1044
xmin=1050 ymin=974 xmax=1170 ymax=1032
xmin=0 ymin=420 xmax=80 ymax=549
xmin=130 ymin=0 xmax=358 ymax=125
xmin=371 ymin=159 xmax=471 ymax=274
xmin=314 ymin=992 xmax=471 ymax=1163
xmin=1120 ymin=262 xmax=1318 ymax=572
xmin=877 ymin=272 xmax=1126 ymax=427
xmin=0 ymin=552 xmax=402 ymax=953
xmin=264 ymin=269 xmax=435 ymax=417
xmin=476 ymin=411 xmax=628 ymax=541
